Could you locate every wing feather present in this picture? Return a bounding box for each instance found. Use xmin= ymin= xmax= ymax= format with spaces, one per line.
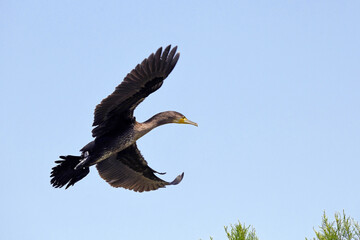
xmin=92 ymin=45 xmax=180 ymax=138
xmin=154 ymin=47 xmax=162 ymax=71
xmin=96 ymin=144 xmax=184 ymax=192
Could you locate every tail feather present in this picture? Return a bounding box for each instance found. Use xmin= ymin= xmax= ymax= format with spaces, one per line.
xmin=50 ymin=155 xmax=90 ymax=189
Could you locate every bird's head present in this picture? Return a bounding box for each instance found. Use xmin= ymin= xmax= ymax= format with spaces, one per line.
xmin=151 ymin=111 xmax=198 ymax=127
xmin=170 ymin=111 xmax=198 ymax=127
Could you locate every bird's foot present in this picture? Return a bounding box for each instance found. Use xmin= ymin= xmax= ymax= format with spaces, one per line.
xmin=74 ymin=156 xmax=89 ymax=170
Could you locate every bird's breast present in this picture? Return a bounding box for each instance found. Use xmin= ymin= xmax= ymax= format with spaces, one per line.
xmin=109 ymin=129 xmax=136 ymax=153
xmin=92 ymin=129 xmax=136 ymax=164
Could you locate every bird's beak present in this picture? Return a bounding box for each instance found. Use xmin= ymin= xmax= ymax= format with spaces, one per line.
xmin=178 ymin=117 xmax=198 ymax=127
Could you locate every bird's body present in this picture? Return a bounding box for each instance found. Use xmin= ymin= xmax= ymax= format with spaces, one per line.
xmin=50 ymin=46 xmax=197 ymax=192
xmin=79 ymin=124 xmax=136 ymax=166
xmin=77 ymin=111 xmax=191 ymax=168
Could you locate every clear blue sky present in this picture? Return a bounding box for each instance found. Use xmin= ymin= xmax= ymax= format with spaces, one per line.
xmin=1 ymin=1 xmax=359 ymax=239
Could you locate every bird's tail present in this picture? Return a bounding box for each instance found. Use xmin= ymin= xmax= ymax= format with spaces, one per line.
xmin=50 ymin=155 xmax=90 ymax=189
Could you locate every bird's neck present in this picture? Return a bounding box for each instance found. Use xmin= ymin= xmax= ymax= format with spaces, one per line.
xmin=134 ymin=113 xmax=172 ymax=140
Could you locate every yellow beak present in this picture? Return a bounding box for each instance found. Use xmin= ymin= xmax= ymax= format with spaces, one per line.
xmin=178 ymin=117 xmax=198 ymax=127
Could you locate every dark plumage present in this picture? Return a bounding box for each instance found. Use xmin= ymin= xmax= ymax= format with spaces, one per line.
xmin=50 ymin=45 xmax=197 ymax=192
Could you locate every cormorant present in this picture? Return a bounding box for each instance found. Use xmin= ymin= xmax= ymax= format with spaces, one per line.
xmin=50 ymin=45 xmax=197 ymax=192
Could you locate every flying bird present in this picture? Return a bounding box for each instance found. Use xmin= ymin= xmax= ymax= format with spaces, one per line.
xmin=50 ymin=45 xmax=197 ymax=192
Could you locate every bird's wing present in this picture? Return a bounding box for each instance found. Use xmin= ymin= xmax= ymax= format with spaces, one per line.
xmin=96 ymin=143 xmax=184 ymax=192
xmin=92 ymin=45 xmax=180 ymax=138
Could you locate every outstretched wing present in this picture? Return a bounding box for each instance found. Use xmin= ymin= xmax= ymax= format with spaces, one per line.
xmin=96 ymin=144 xmax=184 ymax=192
xmin=92 ymin=45 xmax=180 ymax=138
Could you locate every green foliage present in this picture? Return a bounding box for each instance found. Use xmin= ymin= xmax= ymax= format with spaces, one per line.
xmin=203 ymin=211 xmax=359 ymax=240
xmin=224 ymin=221 xmax=259 ymax=240
xmin=306 ymin=210 xmax=360 ymax=240
xmin=202 ymin=221 xmax=258 ymax=240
